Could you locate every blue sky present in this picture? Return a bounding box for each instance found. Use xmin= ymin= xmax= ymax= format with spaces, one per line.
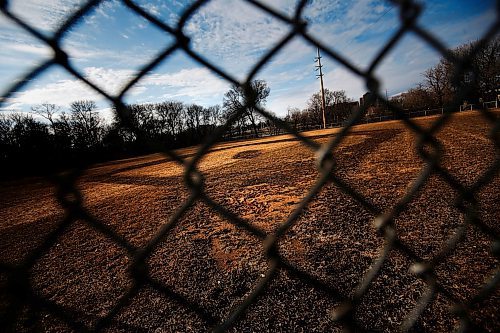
xmin=0 ymin=0 xmax=496 ymax=120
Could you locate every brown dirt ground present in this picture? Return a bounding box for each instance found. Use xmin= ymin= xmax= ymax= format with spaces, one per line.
xmin=0 ymin=110 xmax=499 ymax=332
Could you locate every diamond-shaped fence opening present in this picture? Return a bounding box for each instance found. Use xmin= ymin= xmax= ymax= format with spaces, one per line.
xmin=0 ymin=0 xmax=499 ymax=332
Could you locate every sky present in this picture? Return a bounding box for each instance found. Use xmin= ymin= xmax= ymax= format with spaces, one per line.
xmin=0 ymin=0 xmax=496 ymax=120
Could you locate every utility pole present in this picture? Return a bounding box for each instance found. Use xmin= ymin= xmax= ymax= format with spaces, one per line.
xmin=315 ymin=48 xmax=327 ymax=129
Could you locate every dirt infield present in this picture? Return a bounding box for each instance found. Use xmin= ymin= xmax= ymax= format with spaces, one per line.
xmin=1 ymin=111 xmax=499 ymax=332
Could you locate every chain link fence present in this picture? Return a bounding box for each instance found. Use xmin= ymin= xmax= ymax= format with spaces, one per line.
xmin=0 ymin=0 xmax=499 ymax=331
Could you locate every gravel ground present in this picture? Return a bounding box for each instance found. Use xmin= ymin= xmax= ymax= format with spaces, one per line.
xmin=0 ymin=110 xmax=499 ymax=332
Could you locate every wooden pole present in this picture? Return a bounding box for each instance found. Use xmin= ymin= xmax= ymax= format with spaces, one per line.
xmin=315 ymin=48 xmax=327 ymax=129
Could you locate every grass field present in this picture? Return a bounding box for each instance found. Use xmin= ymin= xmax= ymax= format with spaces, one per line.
xmin=1 ymin=110 xmax=499 ymax=332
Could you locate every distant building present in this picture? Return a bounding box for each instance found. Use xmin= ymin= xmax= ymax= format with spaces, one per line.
xmin=359 ymin=92 xmax=385 ymax=117
xmin=360 ymin=92 xmax=381 ymax=107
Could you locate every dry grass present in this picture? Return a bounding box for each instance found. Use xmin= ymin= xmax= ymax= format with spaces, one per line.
xmin=0 ymin=111 xmax=499 ymax=332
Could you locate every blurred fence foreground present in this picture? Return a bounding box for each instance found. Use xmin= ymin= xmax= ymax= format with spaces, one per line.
xmin=0 ymin=0 xmax=499 ymax=332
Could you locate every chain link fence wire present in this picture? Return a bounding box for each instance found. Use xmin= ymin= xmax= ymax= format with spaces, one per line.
xmin=0 ymin=0 xmax=499 ymax=331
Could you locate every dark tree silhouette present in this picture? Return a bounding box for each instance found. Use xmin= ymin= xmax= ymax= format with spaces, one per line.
xmin=70 ymin=100 xmax=103 ymax=151
xmin=31 ymin=103 xmax=60 ymax=129
xmin=155 ymin=101 xmax=184 ymax=138
xmin=223 ymin=80 xmax=270 ymax=138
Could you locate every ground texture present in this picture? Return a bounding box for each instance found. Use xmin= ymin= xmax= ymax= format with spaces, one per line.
xmin=0 ymin=111 xmax=499 ymax=332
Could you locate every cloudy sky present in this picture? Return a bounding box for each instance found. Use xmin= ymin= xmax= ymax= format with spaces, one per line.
xmin=0 ymin=0 xmax=496 ymax=119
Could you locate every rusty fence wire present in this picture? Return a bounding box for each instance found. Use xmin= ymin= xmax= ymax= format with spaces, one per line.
xmin=0 ymin=0 xmax=499 ymax=332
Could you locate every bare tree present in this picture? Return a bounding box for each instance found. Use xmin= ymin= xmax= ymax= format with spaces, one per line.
xmin=307 ymin=88 xmax=352 ymax=125
xmin=185 ymin=104 xmax=204 ymax=135
xmin=474 ymin=38 xmax=500 ymax=100
xmin=420 ymin=38 xmax=499 ymax=106
xmin=208 ymin=105 xmax=221 ymax=127
xmin=70 ymin=100 xmax=103 ymax=150
xmin=264 ymin=111 xmax=282 ymax=136
xmin=452 ymin=38 xmax=500 ymax=101
xmin=156 ymin=101 xmax=185 ymax=136
xmin=423 ymin=61 xmax=451 ymax=107
xmin=201 ymin=106 xmax=211 ymax=127
xmin=223 ymin=80 xmax=270 ymax=138
xmin=31 ymin=103 xmax=60 ymax=128
xmin=400 ymin=84 xmax=432 ymax=110
xmin=0 ymin=114 xmax=13 ymax=150
xmin=330 ymin=90 xmax=354 ymax=123
xmin=9 ymin=113 xmax=50 ymax=152
xmin=30 ymin=103 xmax=74 ymax=150
xmin=331 ymin=90 xmax=349 ymax=104
xmin=127 ymin=103 xmax=158 ymax=140
xmin=287 ymin=107 xmax=301 ymax=130
xmin=306 ymin=88 xmax=335 ymax=125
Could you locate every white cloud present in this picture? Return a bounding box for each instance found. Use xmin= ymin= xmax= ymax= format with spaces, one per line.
xmin=179 ymin=0 xmax=399 ymax=81
xmin=3 ymin=66 xmax=228 ymax=110
xmin=6 ymin=79 xmax=101 ymax=107
xmin=142 ymin=3 xmax=161 ymax=16
xmin=83 ymin=67 xmax=136 ymax=94
xmin=144 ymin=67 xmax=230 ymax=105
xmin=94 ymin=0 xmax=120 ymax=20
xmin=0 ymin=26 xmax=52 ymax=69
xmin=267 ymin=89 xmax=312 ymax=116
xmin=4 ymin=42 xmax=51 ymax=57
xmin=4 ymin=66 xmax=141 ymax=108
xmin=3 ymin=0 xmax=86 ymax=32
xmin=62 ymin=41 xmax=157 ymax=66
xmin=344 ymin=0 xmax=390 ymax=22
xmin=324 ymin=66 xmax=365 ymax=98
xmin=423 ymin=9 xmax=497 ymax=49
xmin=145 ymin=68 xmax=227 ymax=91
xmin=184 ymin=0 xmax=291 ymax=77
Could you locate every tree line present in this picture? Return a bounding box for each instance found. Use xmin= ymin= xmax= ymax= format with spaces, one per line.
xmin=391 ymin=38 xmax=499 ymax=111
xmin=285 ymin=89 xmax=357 ymax=131
xmin=0 ymin=80 xmax=274 ymax=177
